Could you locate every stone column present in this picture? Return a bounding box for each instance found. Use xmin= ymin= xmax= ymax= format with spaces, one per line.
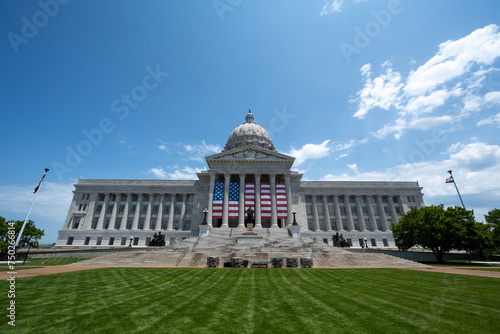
xmin=285 ymin=173 xmax=292 ymax=226
xmin=81 ymin=193 xmax=97 ymax=229
xmin=388 ymin=195 xmax=399 ymax=229
xmin=108 ymin=195 xmax=119 ymax=230
xmin=155 ymin=193 xmax=165 ymax=231
xmin=238 ymin=173 xmax=245 ymax=228
xmin=222 ymin=172 xmax=230 ymax=227
xmin=207 ymin=172 xmax=216 ymax=226
xmin=179 ymin=193 xmax=187 ymax=230
xmin=96 ymin=193 xmax=110 ymax=230
xmin=131 ymin=193 xmax=142 ymax=230
xmin=270 ymin=173 xmax=278 ymax=228
xmin=354 ymin=195 xmax=367 ymax=231
xmin=119 ymin=193 xmax=131 ymax=230
xmin=333 ymin=194 xmax=343 ymax=231
xmin=311 ymin=195 xmax=320 ymax=231
xmin=376 ymin=195 xmax=389 ymax=231
xmin=255 ymin=173 xmax=262 ymax=228
xmin=322 ymin=195 xmax=332 ymax=231
xmin=343 ymin=195 xmax=355 ymax=231
xmin=365 ymin=195 xmax=377 ymax=231
xmin=144 ymin=193 xmax=153 ymax=230
xmin=167 ymin=193 xmax=176 ymax=230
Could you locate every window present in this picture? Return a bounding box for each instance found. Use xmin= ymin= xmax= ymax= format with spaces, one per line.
xmin=317 ymin=205 xmax=323 ymax=216
xmin=330 ymin=219 xmax=336 ymax=230
xmin=395 ymin=206 xmax=401 ymax=214
xmin=173 ymin=220 xmax=179 ymax=229
xmin=104 ymin=218 xmax=110 ymax=230
xmin=144 ymin=194 xmax=150 ymax=202
xmin=382 ymin=196 xmax=388 ymax=203
xmin=351 ymin=205 xmax=357 ymax=215
xmin=306 ymin=205 xmax=312 ymax=215
xmin=109 ymin=237 xmax=115 ymax=246
xmin=393 ymin=196 xmax=399 ymax=203
xmin=176 ymin=194 xmax=183 ymax=203
xmin=371 ymin=239 xmax=377 ymax=247
xmin=164 ymin=204 xmax=170 ymax=214
xmin=132 ymin=194 xmax=138 ymax=201
xmin=146 ymin=237 xmax=151 ymax=245
xmin=96 ymin=237 xmax=102 ymax=245
xmin=138 ymin=218 xmax=145 ymax=230
xmin=121 ymin=194 xmax=127 ymax=201
xmin=72 ymin=217 xmax=80 ymax=229
xmin=142 ymin=205 xmax=148 ymax=213
xmin=307 ymin=218 xmax=313 ymax=230
xmin=383 ymin=239 xmax=389 ymax=247
xmin=111 ymin=194 xmax=116 ymax=201
xmin=150 ymin=220 xmax=157 ymax=230
xmin=127 ymin=218 xmax=133 ymax=230
xmin=349 ymin=196 xmax=355 ymax=204
xmin=99 ymin=194 xmax=105 ymax=201
xmin=86 ymin=194 xmax=90 ymax=200
xmin=115 ymin=220 xmax=121 ymax=230
xmin=365 ymin=219 xmax=371 ymax=231
xmin=376 ymin=219 xmax=382 ymax=230
xmin=133 ymin=237 xmax=139 ymax=246
xmin=152 ymin=205 xmax=159 ymax=213
xmin=81 ymin=194 xmax=86 ymax=200
xmin=187 ymin=194 xmax=194 ymax=203
xmin=130 ymin=204 xmax=136 ymax=213
xmin=119 ymin=205 xmax=125 ymax=213
xmin=183 ymin=220 xmax=191 ymax=231
xmin=305 ymin=196 xmax=311 ymax=204
xmin=185 ymin=205 xmax=192 ymax=215
xmin=78 ymin=204 xmax=83 ymax=211
xmin=384 ymin=206 xmax=389 ymax=215
xmin=342 ymin=219 xmax=348 ymax=230
xmin=107 ymin=204 xmax=114 ymax=214
xmin=66 ymin=237 xmax=74 ymax=245
xmin=83 ymin=204 xmax=87 ymax=211
xmin=161 ymin=218 xmax=168 ymax=230
xmin=174 ymin=205 xmax=181 ymax=215
xmin=95 ymin=205 xmax=102 ymax=213
xmin=84 ymin=237 xmax=90 ymax=245
xmin=91 ymin=218 xmax=99 ymax=229
xmin=327 ymin=196 xmax=333 ymax=204
xmin=121 ymin=237 xmax=127 ymax=245
xmin=372 ymin=205 xmax=379 ymax=215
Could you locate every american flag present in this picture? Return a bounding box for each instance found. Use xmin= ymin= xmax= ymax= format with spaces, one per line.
xmin=261 ymin=183 xmax=271 ymax=218
xmin=212 ymin=182 xmax=223 ymax=217
xmin=228 ymin=182 xmax=239 ymax=218
xmin=244 ymin=183 xmax=255 ymax=216
xmin=276 ymin=183 xmax=287 ymax=219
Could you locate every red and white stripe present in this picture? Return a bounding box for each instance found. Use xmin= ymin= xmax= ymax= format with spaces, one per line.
xmin=244 ymin=183 xmax=255 ymax=216
xmin=276 ymin=183 xmax=287 ymax=219
xmin=261 ymin=183 xmax=271 ymax=218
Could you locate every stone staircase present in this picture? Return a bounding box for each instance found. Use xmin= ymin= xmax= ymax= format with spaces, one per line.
xmin=72 ymin=226 xmax=427 ymax=268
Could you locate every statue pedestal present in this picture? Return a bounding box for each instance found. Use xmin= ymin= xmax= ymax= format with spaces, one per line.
xmin=243 ymin=222 xmax=257 ymax=235
xmin=288 ymin=225 xmax=301 ymax=238
xmin=199 ymin=224 xmax=209 ymax=237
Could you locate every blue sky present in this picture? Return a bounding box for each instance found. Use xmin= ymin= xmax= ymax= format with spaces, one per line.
xmin=1 ymin=0 xmax=500 ymax=244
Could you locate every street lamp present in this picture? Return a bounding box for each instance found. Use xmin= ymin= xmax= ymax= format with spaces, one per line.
xmin=129 ymin=236 xmax=134 ymax=248
xmin=202 ymin=208 xmax=208 ymax=225
xmin=292 ymin=209 xmax=298 ymax=226
xmin=364 ymin=237 xmax=368 ymax=249
xmin=22 ymin=238 xmax=35 ymax=265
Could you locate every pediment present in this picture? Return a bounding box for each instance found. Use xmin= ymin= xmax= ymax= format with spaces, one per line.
xmin=205 ymin=145 xmax=295 ymax=164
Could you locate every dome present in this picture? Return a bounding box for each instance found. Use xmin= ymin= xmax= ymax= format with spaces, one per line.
xmin=224 ymin=110 xmax=275 ymax=151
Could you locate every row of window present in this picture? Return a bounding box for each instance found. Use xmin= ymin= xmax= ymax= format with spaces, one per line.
xmin=92 ymin=203 xmax=193 ymax=215
xmin=306 ymin=217 xmax=395 ymax=232
xmin=87 ymin=193 xmax=194 ymax=203
xmin=73 ymin=216 xmax=192 ymax=231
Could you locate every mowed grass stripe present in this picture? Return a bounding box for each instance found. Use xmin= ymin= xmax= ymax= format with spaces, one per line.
xmin=2 ymin=268 xmax=499 ymax=334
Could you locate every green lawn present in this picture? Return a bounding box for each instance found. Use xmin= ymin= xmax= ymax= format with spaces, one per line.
xmin=1 ymin=268 xmax=499 ymax=334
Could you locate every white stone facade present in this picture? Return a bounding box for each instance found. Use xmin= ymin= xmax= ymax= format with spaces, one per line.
xmin=56 ymin=112 xmax=424 ymax=247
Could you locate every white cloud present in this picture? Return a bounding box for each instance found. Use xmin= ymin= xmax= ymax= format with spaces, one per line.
xmin=352 ymin=25 xmax=500 ymax=139
xmin=477 ymin=113 xmax=500 ymax=127
xmin=347 ymin=163 xmax=359 ymax=174
xmin=320 ymin=0 xmax=343 ymax=15
xmin=0 ymin=182 xmax=74 ymax=221
xmin=404 ymin=24 xmax=500 ymax=96
xmin=167 ymin=166 xmax=206 ymax=180
xmin=148 ymin=167 xmax=167 ymax=179
xmin=287 ymin=140 xmax=331 ymax=166
xmin=322 ymin=141 xmax=500 ymax=199
xmin=159 ymin=144 xmax=167 ymax=151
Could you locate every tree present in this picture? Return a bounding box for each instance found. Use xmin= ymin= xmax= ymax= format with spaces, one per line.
xmin=392 ymin=205 xmax=483 ymax=263
xmin=0 ymin=216 xmax=45 ymax=260
xmin=485 ymin=209 xmax=500 ymax=250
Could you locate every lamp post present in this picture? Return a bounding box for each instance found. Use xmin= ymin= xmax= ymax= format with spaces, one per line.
xmin=129 ymin=236 xmax=133 ymax=248
xmin=292 ymin=209 xmax=298 ymax=226
xmin=22 ymin=239 xmax=34 ymax=265
xmin=202 ymin=208 xmax=208 ymax=225
xmin=447 ymin=170 xmax=466 ymax=209
xmin=364 ymin=237 xmax=368 ymax=249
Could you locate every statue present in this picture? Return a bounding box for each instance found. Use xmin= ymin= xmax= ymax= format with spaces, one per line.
xmin=245 ymin=207 xmax=254 ymax=227
xmin=332 ymin=232 xmax=350 ymax=248
xmin=148 ymin=231 xmax=166 ymax=246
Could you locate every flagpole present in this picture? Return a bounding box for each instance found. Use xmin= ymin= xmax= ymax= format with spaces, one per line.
xmin=447 ymin=170 xmax=465 ymax=209
xmin=15 ymin=169 xmax=49 ymax=248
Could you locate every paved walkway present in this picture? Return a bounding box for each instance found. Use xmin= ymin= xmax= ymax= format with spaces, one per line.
xmin=1 ymin=265 xmax=499 ymax=279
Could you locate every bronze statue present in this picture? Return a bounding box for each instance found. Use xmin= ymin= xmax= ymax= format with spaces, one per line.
xmin=245 ymin=207 xmax=254 ymax=227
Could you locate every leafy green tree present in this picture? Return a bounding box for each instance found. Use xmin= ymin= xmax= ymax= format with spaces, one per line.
xmin=0 ymin=216 xmax=45 ymax=259
xmin=485 ymin=209 xmax=500 ymax=249
xmin=393 ymin=205 xmax=482 ymax=263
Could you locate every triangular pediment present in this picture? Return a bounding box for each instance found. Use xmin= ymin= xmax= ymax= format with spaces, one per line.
xmin=205 ymin=145 xmax=295 ymax=165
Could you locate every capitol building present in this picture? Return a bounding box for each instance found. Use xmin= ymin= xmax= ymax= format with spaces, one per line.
xmin=56 ymin=111 xmax=425 ymax=248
